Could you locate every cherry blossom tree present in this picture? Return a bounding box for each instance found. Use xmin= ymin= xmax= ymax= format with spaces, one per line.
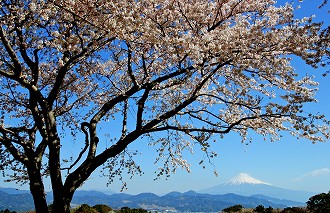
xmin=0 ymin=0 xmax=329 ymax=212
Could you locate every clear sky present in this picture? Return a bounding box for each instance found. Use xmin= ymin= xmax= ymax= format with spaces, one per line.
xmin=1 ymin=0 xmax=330 ymax=197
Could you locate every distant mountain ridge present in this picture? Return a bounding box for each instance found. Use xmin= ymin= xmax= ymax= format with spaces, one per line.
xmin=0 ymin=187 xmax=31 ymax=194
xmin=69 ymin=190 xmax=303 ymax=212
xmin=0 ymin=188 xmax=34 ymax=211
xmin=0 ymin=188 xmax=307 ymax=212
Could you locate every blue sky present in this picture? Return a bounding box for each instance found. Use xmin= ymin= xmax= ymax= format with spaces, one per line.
xmin=1 ymin=0 xmax=330 ymax=197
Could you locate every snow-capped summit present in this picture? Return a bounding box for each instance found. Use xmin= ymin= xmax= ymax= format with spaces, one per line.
xmin=199 ymin=173 xmax=314 ymax=202
xmin=228 ymin=173 xmax=271 ymax=185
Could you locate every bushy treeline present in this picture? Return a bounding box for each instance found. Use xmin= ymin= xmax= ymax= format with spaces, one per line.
xmin=72 ymin=204 xmax=148 ymax=213
xmin=221 ymin=191 xmax=330 ymax=213
xmin=221 ymin=205 xmax=313 ymax=213
xmin=221 ymin=205 xmax=305 ymax=213
xmin=222 ymin=204 xmax=280 ymax=213
xmin=71 ymin=204 xmax=112 ymax=213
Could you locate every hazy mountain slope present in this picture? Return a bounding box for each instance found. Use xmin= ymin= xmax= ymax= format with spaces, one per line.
xmin=0 ymin=190 xmax=34 ymax=212
xmin=251 ymin=194 xmax=305 ymax=207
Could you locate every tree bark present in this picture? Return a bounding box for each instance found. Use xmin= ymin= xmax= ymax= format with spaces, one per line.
xmin=28 ymin=169 xmax=49 ymax=213
xmin=49 ymin=142 xmax=66 ymax=213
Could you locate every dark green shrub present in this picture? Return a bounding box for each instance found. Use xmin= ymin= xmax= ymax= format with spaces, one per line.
xmin=306 ymin=191 xmax=330 ymax=213
xmin=255 ymin=205 xmax=265 ymax=212
xmin=255 ymin=205 xmax=274 ymax=213
xmin=281 ymin=207 xmax=306 ymax=213
xmin=93 ymin=204 xmax=112 ymax=213
xmin=0 ymin=209 xmax=17 ymax=213
xmin=118 ymin=207 xmax=148 ymax=213
xmin=222 ymin=204 xmax=243 ymax=212
xmin=74 ymin=204 xmax=98 ymax=213
xmin=265 ymin=206 xmax=273 ymax=213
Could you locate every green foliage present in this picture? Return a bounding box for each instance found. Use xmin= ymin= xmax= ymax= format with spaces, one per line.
xmin=222 ymin=204 xmax=243 ymax=212
xmin=72 ymin=205 xmax=147 ymax=213
xmin=0 ymin=210 xmax=16 ymax=213
xmin=281 ymin=207 xmax=306 ymax=213
xmin=117 ymin=207 xmax=148 ymax=213
xmin=93 ymin=204 xmax=112 ymax=213
xmin=254 ymin=205 xmax=273 ymax=213
xmin=265 ymin=206 xmax=273 ymax=213
xmin=255 ymin=205 xmax=266 ymax=212
xmin=74 ymin=204 xmax=98 ymax=213
xmin=306 ymin=191 xmax=330 ymax=213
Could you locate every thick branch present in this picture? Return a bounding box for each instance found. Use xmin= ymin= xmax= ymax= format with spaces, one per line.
xmin=0 ymin=137 xmax=28 ymax=165
xmin=35 ymin=139 xmax=47 ymax=164
xmin=136 ymin=88 xmax=150 ymax=130
xmin=0 ymin=25 xmax=22 ymax=77
xmin=127 ymin=44 xmax=138 ymax=87
xmin=29 ymin=93 xmax=48 ymax=140
xmin=14 ymin=22 xmax=38 ymax=81
xmin=0 ymin=127 xmax=37 ymax=161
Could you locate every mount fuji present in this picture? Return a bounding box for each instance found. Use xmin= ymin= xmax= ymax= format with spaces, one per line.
xmin=228 ymin=173 xmax=271 ymax=185
xmin=199 ymin=173 xmax=314 ymax=202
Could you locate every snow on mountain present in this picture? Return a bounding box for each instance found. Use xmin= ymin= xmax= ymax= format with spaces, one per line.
xmin=199 ymin=173 xmax=314 ymax=202
xmin=228 ymin=173 xmax=271 ymax=185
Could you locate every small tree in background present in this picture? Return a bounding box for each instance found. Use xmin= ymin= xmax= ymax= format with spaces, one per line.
xmin=118 ymin=207 xmax=148 ymax=213
xmin=255 ymin=205 xmax=274 ymax=213
xmin=93 ymin=204 xmax=113 ymax=213
xmin=281 ymin=207 xmax=306 ymax=213
xmin=222 ymin=204 xmax=243 ymax=212
xmin=306 ymin=191 xmax=330 ymax=213
xmin=74 ymin=204 xmax=98 ymax=213
xmin=254 ymin=205 xmax=266 ymax=213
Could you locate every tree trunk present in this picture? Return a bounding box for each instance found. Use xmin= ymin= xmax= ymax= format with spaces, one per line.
xmin=63 ymin=193 xmax=73 ymax=213
xmin=52 ymin=196 xmax=67 ymax=213
xmin=49 ymin=143 xmax=66 ymax=213
xmin=28 ymin=169 xmax=49 ymax=213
